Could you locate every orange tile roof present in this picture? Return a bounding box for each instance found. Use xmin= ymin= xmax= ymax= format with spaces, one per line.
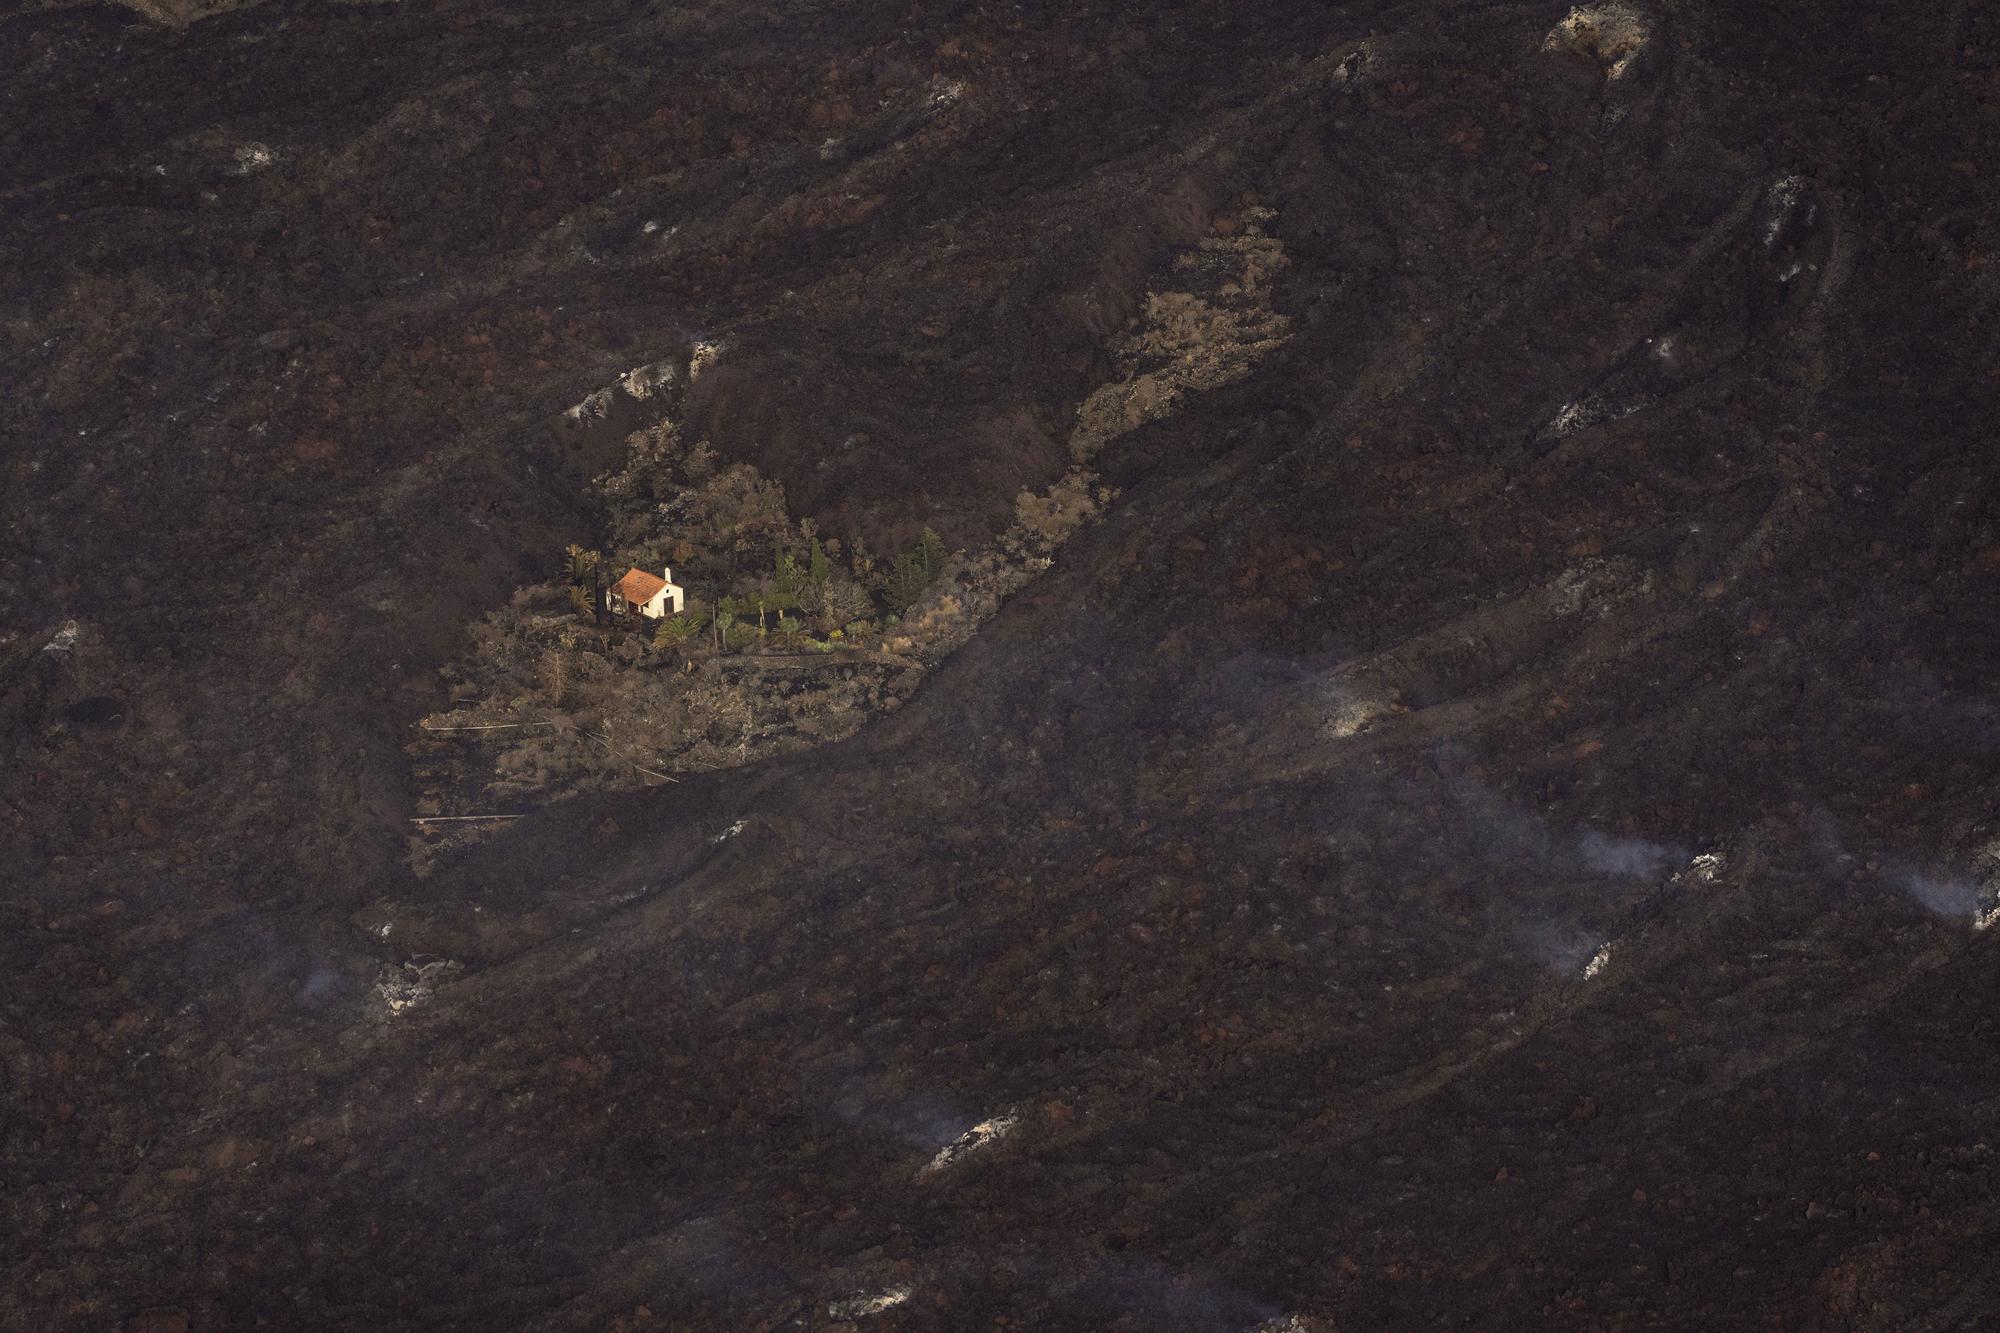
xmin=610 ymin=567 xmax=667 ymax=606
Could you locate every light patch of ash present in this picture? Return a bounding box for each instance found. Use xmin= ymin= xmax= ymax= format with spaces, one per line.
xmin=1582 ymin=942 xmax=1614 ymax=980
xmin=563 ymin=386 xmax=614 ymax=424
xmin=712 ymin=818 xmax=747 ymax=845
xmin=828 ymin=1286 xmax=914 ymax=1319
xmin=42 ymin=620 xmax=79 ymax=654
xmin=1543 ymin=4 xmax=1650 ymax=80
xmin=1319 ymin=42 xmax=1379 ymax=90
xmin=230 ymin=142 xmax=276 ymax=175
xmin=926 ymin=77 xmax=966 ymax=111
xmin=1764 ymin=175 xmax=1809 ymax=248
xmin=1673 ymin=851 xmax=1725 ymax=887
xmin=1543 ymin=395 xmax=1610 ymax=441
xmin=1539 ymin=393 xmax=1647 ymax=445
xmin=917 ymin=1113 xmax=1017 ymax=1178
xmin=374 ymin=957 xmax=462 ymax=1016
xmin=687 ymin=340 xmax=721 ymax=381
xmin=617 ymin=360 xmax=677 ymax=400
xmin=1546 ymin=398 xmax=1591 ymax=438
xmin=1322 ymin=686 xmax=1401 ymax=739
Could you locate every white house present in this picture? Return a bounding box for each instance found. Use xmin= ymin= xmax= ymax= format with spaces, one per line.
xmin=609 ymin=565 xmax=685 ymax=619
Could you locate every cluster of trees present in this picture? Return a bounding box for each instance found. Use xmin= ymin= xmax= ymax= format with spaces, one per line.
xmin=452 ymin=408 xmax=1121 ymax=804
xmin=562 ymin=518 xmax=952 ymax=656
xmin=563 ymin=416 xmax=970 ymax=655
xmin=884 ymin=526 xmax=949 ymax=614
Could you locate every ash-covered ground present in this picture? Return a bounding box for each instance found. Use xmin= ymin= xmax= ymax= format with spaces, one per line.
xmin=7 ymin=1 xmax=2000 ymax=1329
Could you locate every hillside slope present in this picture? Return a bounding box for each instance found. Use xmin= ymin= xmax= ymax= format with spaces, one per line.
xmin=6 ymin=1 xmax=2000 ymax=1328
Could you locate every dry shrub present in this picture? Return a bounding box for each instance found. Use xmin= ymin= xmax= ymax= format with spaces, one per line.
xmin=802 ymin=577 xmax=871 ymax=634
xmin=536 ymin=650 xmax=572 ymax=707
xmin=1012 ymin=472 xmax=1105 ymax=551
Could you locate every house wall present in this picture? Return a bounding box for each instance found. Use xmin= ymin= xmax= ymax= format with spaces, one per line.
xmin=644 ymin=584 xmax=685 ymax=618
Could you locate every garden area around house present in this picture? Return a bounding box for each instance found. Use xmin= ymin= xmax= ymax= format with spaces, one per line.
xmin=406 ymin=206 xmax=1290 ymax=865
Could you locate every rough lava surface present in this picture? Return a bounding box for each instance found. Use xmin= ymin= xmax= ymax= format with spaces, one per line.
xmin=7 ymin=0 xmax=2000 ymax=1329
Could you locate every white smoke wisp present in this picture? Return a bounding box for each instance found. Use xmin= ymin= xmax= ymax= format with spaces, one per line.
xmin=1575 ymin=829 xmax=1686 ymax=880
xmin=1894 ymin=864 xmax=1993 ymax=928
xmin=1812 ymin=811 xmax=2000 ymax=930
xmin=1516 ymin=919 xmax=1605 ymax=976
xmin=1438 ymin=765 xmax=1685 ymax=881
xmin=298 ymin=964 xmax=343 ymax=1009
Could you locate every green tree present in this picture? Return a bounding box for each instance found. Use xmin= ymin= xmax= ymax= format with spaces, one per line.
xmin=808 ymin=535 xmax=832 ymax=589
xmin=884 ymin=552 xmax=931 ymax=614
xmin=564 ymin=544 xmax=601 ymax=588
xmin=753 ymin=579 xmax=799 ymax=614
xmin=918 ymin=526 xmax=948 ymax=579
xmin=652 ymin=598 xmax=711 ymax=650
xmin=773 ymin=534 xmax=802 ymax=599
